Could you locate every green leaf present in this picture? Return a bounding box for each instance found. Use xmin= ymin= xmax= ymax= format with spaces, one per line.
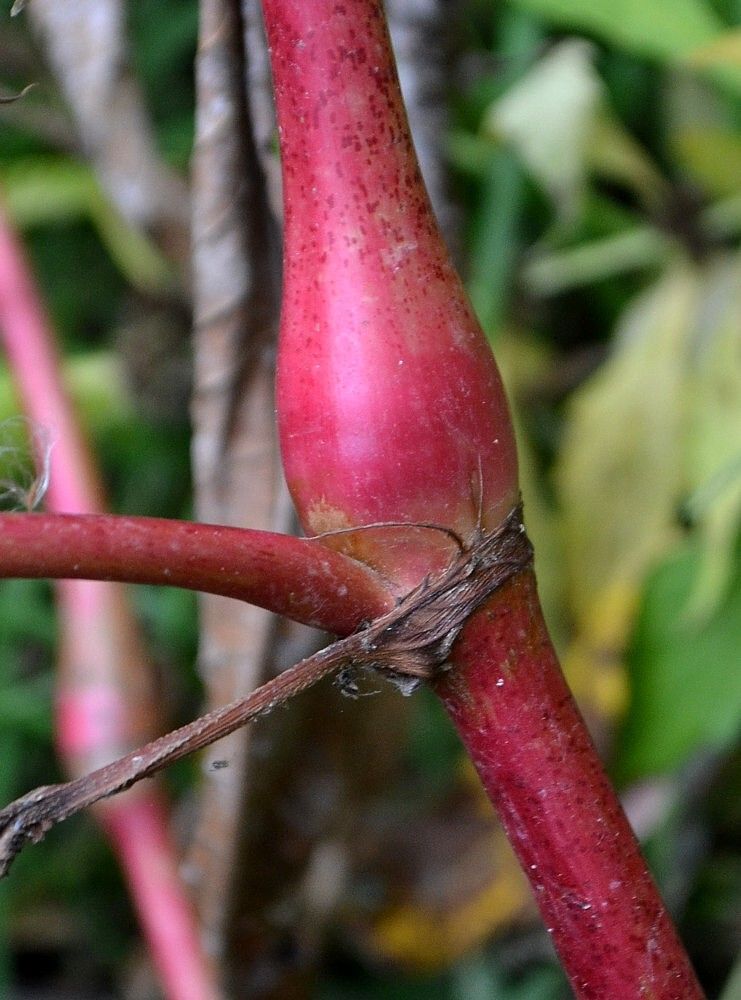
xmin=468 ymin=148 xmax=526 ymax=332
xmin=673 ymin=128 xmax=741 ymax=199
xmin=0 ymin=676 xmax=53 ymax=739
xmin=682 ymin=255 xmax=741 ymax=621
xmin=617 ymin=535 xmax=741 ymax=781
xmin=557 ymin=262 xmax=697 ymax=628
xmin=507 ymin=0 xmax=741 ymax=93
xmin=468 ymin=11 xmax=541 ymax=333
xmin=0 ymin=579 xmax=55 ymax=647
xmin=453 ymin=956 xmax=565 ymax=1000
xmin=588 ymin=112 xmax=666 ymax=211
xmin=719 ymin=951 xmax=741 ymax=1000
xmin=507 ymin=0 xmax=723 ymax=62
xmin=86 ymin=185 xmax=174 ymax=295
xmin=1 ymin=157 xmax=174 ymax=293
xmin=1 ymin=158 xmax=94 ymax=226
xmin=686 ymin=28 xmax=741 ymax=69
xmin=0 ymin=353 xmax=133 ymax=437
xmin=0 ymin=732 xmax=22 ymax=993
xmin=487 ymin=39 xmax=603 ymax=222
xmin=523 ymin=225 xmax=668 ymax=294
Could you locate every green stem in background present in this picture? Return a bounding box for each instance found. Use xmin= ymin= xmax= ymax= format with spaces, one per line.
xmin=469 ymin=147 xmax=525 ymax=335
xmin=467 ymin=10 xmax=540 ymax=336
xmin=524 ymin=193 xmax=741 ymax=295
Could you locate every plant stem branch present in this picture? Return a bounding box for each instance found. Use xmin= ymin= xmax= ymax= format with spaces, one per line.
xmin=190 ymin=0 xmax=288 ymax=975
xmin=0 ymin=512 xmax=394 ymax=633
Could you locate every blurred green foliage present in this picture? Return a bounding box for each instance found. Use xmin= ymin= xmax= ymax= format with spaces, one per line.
xmin=0 ymin=0 xmax=739 ymax=996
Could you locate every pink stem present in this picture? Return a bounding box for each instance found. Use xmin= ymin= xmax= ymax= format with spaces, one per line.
xmin=264 ymin=0 xmax=519 ymax=589
xmin=0 ymin=198 xmax=226 ymax=999
xmin=0 ymin=197 xmax=104 ymax=513
xmin=0 ymin=511 xmax=392 ymax=632
xmin=0 ymin=204 xmax=391 ymax=995
xmin=436 ymin=572 xmax=704 ymax=999
xmin=103 ymin=797 xmax=219 ymax=1000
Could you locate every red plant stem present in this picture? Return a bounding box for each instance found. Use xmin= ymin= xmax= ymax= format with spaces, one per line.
xmin=436 ymin=572 xmax=704 ymax=998
xmin=0 ymin=512 xmax=392 ymax=632
xmin=260 ymin=1 xmax=705 ymax=995
xmin=0 ymin=200 xmax=222 ymax=1000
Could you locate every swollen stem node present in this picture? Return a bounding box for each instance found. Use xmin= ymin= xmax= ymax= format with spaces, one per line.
xmin=261 ymin=1 xmax=705 ymax=995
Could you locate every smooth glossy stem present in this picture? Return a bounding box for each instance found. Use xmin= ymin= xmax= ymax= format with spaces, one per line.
xmin=260 ymin=0 xmax=703 ymax=991
xmin=0 ymin=512 xmax=393 ymax=633
xmin=263 ymin=0 xmax=518 ymax=586
xmin=436 ymin=571 xmax=705 ymax=999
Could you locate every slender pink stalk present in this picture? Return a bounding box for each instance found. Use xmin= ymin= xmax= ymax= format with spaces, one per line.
xmin=0 ymin=200 xmax=104 ymax=513
xmin=0 ymin=203 xmax=220 ymax=1000
xmin=261 ymin=2 xmax=704 ymax=995
xmin=103 ymin=796 xmax=215 ymax=1000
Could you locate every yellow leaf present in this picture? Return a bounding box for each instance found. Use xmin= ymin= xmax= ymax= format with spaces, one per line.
xmin=683 ymin=254 xmax=741 ymax=620
xmin=370 ymin=825 xmax=530 ymax=971
xmin=562 ymin=579 xmax=635 ymax=720
xmin=557 ymin=261 xmax=698 ymax=629
xmin=685 ymin=29 xmax=741 ymax=68
xmin=673 ymin=128 xmax=741 ymax=198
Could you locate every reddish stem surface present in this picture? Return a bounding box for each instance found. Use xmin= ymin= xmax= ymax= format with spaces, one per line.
xmin=260 ymin=2 xmax=705 ymax=993
xmin=0 ymin=9 xmax=707 ymax=997
xmin=265 ymin=0 xmax=518 ymax=587
xmin=437 ymin=571 xmax=704 ymax=999
xmin=0 ymin=512 xmax=392 ymax=632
